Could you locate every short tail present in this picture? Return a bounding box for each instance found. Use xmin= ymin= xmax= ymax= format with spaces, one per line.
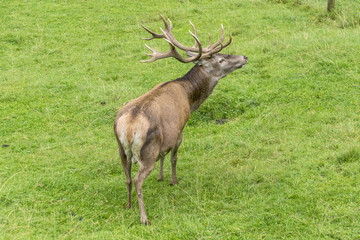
xmin=114 ymin=114 xmax=148 ymax=165
xmin=119 ymin=131 xmax=143 ymax=164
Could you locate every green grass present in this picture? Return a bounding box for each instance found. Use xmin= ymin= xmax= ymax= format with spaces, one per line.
xmin=1 ymin=0 xmax=359 ymax=239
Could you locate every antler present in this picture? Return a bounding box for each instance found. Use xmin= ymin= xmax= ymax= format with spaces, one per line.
xmin=141 ymin=31 xmax=202 ymax=63
xmin=141 ymin=15 xmax=232 ymax=63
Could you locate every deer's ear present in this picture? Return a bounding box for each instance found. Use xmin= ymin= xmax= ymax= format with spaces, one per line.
xmin=186 ymin=51 xmax=200 ymax=65
xmin=186 ymin=51 xmax=197 ymax=57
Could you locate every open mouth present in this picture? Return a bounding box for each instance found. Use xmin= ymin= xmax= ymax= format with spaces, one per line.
xmin=237 ymin=63 xmax=247 ymax=68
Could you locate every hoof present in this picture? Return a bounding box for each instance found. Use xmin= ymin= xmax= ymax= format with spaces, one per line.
xmin=157 ymin=177 xmax=164 ymax=182
xmin=170 ymin=180 xmax=178 ymax=186
xmin=140 ymin=219 xmax=149 ymax=226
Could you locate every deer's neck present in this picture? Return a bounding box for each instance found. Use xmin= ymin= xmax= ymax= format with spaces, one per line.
xmin=177 ymin=65 xmax=219 ymax=113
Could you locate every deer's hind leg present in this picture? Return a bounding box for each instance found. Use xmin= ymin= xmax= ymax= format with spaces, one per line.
xmin=134 ymin=132 xmax=161 ymax=225
xmin=133 ymin=159 xmax=156 ymax=225
xmin=118 ymin=142 xmax=132 ymax=209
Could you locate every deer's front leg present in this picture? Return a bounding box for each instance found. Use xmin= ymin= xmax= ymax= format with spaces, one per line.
xmin=170 ymin=132 xmax=183 ymax=185
xmin=157 ymin=154 xmax=165 ymax=181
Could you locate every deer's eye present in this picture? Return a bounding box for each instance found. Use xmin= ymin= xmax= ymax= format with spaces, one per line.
xmin=218 ymin=58 xmax=225 ymax=63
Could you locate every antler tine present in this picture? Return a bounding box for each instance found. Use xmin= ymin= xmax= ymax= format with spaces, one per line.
xmin=206 ymin=33 xmax=212 ymax=49
xmin=158 ymin=16 xmax=201 ymax=52
xmin=141 ymin=24 xmax=165 ymax=40
xmin=159 ymin=14 xmax=172 ymax=31
xmin=142 ymin=28 xmax=202 ymax=63
xmin=186 ymin=30 xmax=202 ymax=61
xmin=172 ymin=30 xmax=202 ymax=63
xmin=141 ymin=44 xmax=174 ymax=63
xmin=143 ymin=43 xmax=156 ymax=53
xmin=140 ymin=44 xmax=159 ymax=62
xmin=206 ymin=24 xmax=225 ymax=50
xmin=222 ymin=33 xmax=232 ymax=48
xmin=201 ymin=43 xmax=223 ymax=59
xmin=189 ymin=20 xmax=199 ymax=48
xmin=167 ymin=18 xmax=173 ymax=30
xmin=199 ymin=33 xmax=232 ymax=59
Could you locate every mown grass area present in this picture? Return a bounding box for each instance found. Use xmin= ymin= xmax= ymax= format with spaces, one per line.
xmin=1 ymin=0 xmax=359 ymax=239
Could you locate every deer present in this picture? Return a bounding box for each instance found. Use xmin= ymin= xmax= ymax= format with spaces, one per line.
xmin=114 ymin=15 xmax=248 ymax=225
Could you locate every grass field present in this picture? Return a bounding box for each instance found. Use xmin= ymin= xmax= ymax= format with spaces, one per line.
xmin=1 ymin=0 xmax=359 ymax=239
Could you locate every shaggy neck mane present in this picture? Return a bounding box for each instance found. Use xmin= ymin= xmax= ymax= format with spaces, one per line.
xmin=176 ymin=65 xmax=214 ymax=112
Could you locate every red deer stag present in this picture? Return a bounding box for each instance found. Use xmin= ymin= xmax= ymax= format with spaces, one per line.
xmin=114 ymin=15 xmax=248 ymax=225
